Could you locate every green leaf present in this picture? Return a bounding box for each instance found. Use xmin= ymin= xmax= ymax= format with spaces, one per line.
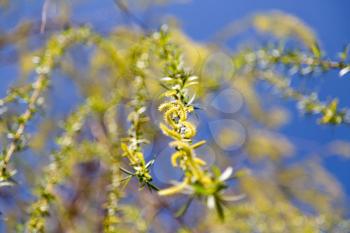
xmin=310 ymin=43 xmax=321 ymax=58
xmin=340 ymin=44 xmax=350 ymax=61
xmin=175 ymin=197 xmax=193 ymax=217
xmin=214 ymin=196 xmax=225 ymax=221
xmin=146 ymin=182 xmax=159 ymax=191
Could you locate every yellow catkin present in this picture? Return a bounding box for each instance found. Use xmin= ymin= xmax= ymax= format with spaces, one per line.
xmin=156 ymin=29 xmax=213 ymax=195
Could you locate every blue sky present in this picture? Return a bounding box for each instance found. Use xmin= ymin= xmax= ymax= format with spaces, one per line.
xmin=1 ymin=0 xmax=350 ymax=205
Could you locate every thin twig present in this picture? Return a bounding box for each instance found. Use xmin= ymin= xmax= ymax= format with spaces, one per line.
xmin=40 ymin=0 xmax=50 ymax=34
xmin=0 ymin=75 xmax=46 ymax=177
xmin=113 ymin=0 xmax=148 ymax=30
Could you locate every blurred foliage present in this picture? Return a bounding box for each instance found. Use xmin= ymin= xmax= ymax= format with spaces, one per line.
xmin=0 ymin=1 xmax=349 ymax=233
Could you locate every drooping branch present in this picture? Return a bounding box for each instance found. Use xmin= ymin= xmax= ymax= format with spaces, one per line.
xmin=0 ymin=27 xmax=126 ymax=184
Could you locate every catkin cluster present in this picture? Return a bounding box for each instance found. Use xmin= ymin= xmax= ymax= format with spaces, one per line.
xmin=154 ymin=26 xmax=235 ymax=216
xmin=120 ymin=41 xmax=157 ymax=190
